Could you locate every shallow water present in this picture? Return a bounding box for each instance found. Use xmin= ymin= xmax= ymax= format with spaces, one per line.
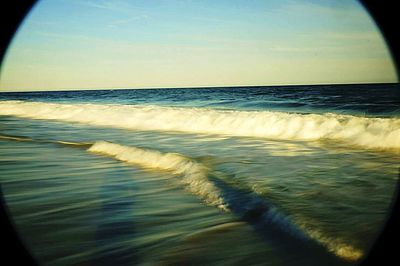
xmin=0 ymin=84 xmax=399 ymax=265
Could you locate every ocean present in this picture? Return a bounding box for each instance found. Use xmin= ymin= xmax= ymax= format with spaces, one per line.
xmin=0 ymin=83 xmax=399 ymax=266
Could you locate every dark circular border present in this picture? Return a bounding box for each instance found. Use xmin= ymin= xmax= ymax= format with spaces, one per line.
xmin=1 ymin=1 xmax=399 ymax=266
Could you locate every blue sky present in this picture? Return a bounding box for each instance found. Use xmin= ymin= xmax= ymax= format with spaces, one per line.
xmin=0 ymin=0 xmax=397 ymax=91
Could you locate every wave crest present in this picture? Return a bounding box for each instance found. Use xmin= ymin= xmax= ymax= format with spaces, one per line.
xmin=88 ymin=141 xmax=229 ymax=211
xmin=0 ymin=101 xmax=399 ymax=150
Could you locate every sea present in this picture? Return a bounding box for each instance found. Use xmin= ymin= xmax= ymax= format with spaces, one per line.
xmin=0 ymin=83 xmax=399 ymax=266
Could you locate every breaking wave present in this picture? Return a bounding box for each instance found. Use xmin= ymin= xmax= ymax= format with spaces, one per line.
xmin=88 ymin=141 xmax=229 ymax=211
xmin=0 ymin=133 xmax=364 ymax=261
xmin=213 ymin=177 xmax=364 ymax=262
xmin=0 ymin=100 xmax=399 ymax=150
xmin=296 ymin=220 xmax=363 ymax=262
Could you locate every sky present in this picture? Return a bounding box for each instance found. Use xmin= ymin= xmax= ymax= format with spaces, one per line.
xmin=0 ymin=0 xmax=397 ymax=91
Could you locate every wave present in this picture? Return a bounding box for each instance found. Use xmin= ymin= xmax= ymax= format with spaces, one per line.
xmin=88 ymin=141 xmax=229 ymax=211
xmin=1 ymin=100 xmax=399 ymax=150
xmin=0 ymin=134 xmax=33 ymax=142
xmin=212 ymin=175 xmax=363 ymax=262
xmin=296 ymin=220 xmax=363 ymax=262
xmin=0 ymin=134 xmax=227 ymax=210
xmin=0 ymin=133 xmax=363 ymax=261
xmin=255 ymin=207 xmax=363 ymax=261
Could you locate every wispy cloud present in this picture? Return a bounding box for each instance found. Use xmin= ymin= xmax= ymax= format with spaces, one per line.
xmin=107 ymin=14 xmax=149 ymax=28
xmin=83 ymin=0 xmax=126 ymax=12
xmin=81 ymin=1 xmax=149 ymax=28
xmin=280 ymin=0 xmax=365 ymax=17
xmin=321 ymin=31 xmax=381 ymax=41
xmin=113 ymin=15 xmax=148 ymax=24
xmin=81 ymin=0 xmax=142 ymax=14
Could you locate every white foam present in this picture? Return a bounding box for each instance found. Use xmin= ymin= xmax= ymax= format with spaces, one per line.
xmin=250 ymin=185 xmax=364 ymax=261
xmin=88 ymin=141 xmax=229 ymax=211
xmin=0 ymin=100 xmax=399 ymax=150
xmin=0 ymin=134 xmax=32 ymax=142
xmin=296 ymin=220 xmax=364 ymax=261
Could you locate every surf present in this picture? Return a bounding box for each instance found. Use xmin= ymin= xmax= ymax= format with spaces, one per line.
xmin=0 ymin=100 xmax=399 ymax=151
xmin=0 ymin=133 xmax=364 ymax=261
xmin=86 ymin=140 xmax=364 ymax=261
xmin=88 ymin=141 xmax=229 ymax=211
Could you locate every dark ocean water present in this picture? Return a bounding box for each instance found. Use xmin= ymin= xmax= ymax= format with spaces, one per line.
xmin=1 ymin=83 xmax=399 ymax=116
xmin=0 ymin=84 xmax=399 ymax=265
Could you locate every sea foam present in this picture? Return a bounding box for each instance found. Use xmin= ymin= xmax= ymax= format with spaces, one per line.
xmin=89 ymin=140 xmax=364 ymax=261
xmin=0 ymin=131 xmax=365 ymax=260
xmin=0 ymin=100 xmax=399 ymax=150
xmin=88 ymin=141 xmax=229 ymax=211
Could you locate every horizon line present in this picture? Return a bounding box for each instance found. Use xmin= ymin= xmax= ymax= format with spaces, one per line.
xmin=0 ymin=81 xmax=398 ymax=93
